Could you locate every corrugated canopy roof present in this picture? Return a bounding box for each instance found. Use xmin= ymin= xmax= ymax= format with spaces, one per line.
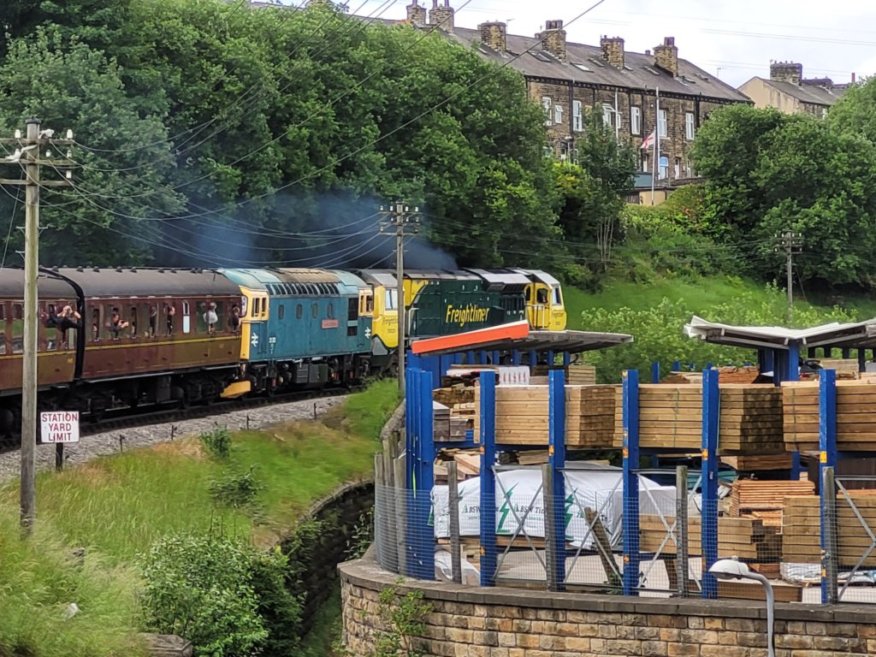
xmin=684 ymin=315 xmax=876 ymax=350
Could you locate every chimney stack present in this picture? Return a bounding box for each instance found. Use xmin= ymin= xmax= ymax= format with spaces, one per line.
xmin=600 ymin=35 xmax=625 ymax=69
xmin=479 ymin=21 xmax=507 ymax=52
xmin=770 ymin=61 xmax=803 ymax=85
xmin=406 ymin=0 xmax=427 ymax=26
xmin=429 ymin=0 xmax=454 ymax=32
xmin=538 ymin=19 xmax=567 ymax=61
xmin=654 ymin=36 xmax=678 ymax=77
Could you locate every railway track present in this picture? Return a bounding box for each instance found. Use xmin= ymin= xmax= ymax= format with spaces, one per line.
xmin=0 ymin=388 xmax=357 ymax=482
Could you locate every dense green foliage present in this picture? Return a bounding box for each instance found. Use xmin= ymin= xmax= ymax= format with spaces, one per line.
xmin=580 ymin=283 xmax=855 ymax=382
xmin=0 ymin=0 xmax=626 ymax=271
xmin=691 ymin=86 xmax=876 ymax=290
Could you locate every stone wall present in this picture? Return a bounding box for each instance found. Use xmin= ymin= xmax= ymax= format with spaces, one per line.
xmin=340 ymin=555 xmax=876 ymax=657
xmin=287 ymin=480 xmax=374 ymax=628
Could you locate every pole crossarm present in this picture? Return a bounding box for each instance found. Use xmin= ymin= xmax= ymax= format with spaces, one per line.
xmin=0 ymin=119 xmax=76 ymax=536
xmin=379 ymin=201 xmax=420 ymax=395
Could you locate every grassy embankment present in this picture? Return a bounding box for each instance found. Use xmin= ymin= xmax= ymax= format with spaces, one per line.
xmin=0 ymin=380 xmax=399 ymax=657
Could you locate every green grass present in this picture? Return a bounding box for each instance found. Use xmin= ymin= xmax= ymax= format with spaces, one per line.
xmin=565 ymin=274 xmax=875 ymax=328
xmin=0 ymin=381 xmax=399 ymax=656
xmin=299 ymin=582 xmax=344 ymax=657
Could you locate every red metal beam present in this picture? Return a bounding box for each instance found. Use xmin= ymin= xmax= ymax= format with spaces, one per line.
xmin=410 ymin=320 xmax=530 ymax=355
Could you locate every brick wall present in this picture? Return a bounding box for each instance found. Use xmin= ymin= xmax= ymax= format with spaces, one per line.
xmin=340 ymin=555 xmax=876 ymax=657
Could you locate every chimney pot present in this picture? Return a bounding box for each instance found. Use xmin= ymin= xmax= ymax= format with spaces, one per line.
xmin=429 ymin=0 xmax=454 ymax=31
xmin=406 ymin=0 xmax=427 ymax=26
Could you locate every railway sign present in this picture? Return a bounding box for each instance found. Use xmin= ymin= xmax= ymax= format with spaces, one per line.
xmin=39 ymin=411 xmax=80 ymax=444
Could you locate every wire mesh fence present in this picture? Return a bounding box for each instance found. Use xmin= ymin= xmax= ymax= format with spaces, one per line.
xmin=373 ymin=464 xmax=876 ymax=604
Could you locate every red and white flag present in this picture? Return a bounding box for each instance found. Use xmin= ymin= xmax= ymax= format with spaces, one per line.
xmin=641 ymin=129 xmax=656 ymax=150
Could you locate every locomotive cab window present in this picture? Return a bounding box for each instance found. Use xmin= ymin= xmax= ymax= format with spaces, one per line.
xmin=348 ymin=297 xmax=358 ymax=321
xmin=552 ymin=287 xmax=563 ymax=305
xmin=536 ymin=288 xmax=548 ymax=304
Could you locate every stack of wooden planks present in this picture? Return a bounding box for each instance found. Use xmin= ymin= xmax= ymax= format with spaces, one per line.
xmin=639 ymin=514 xmax=782 ymax=561
xmin=473 ymin=384 xmax=616 ymax=447
xmin=434 ymin=449 xmax=481 ymax=480
xmin=433 ymin=384 xmax=476 ymax=441
xmin=728 ymin=479 xmax=814 ymax=517
xmin=783 ymin=493 xmax=876 ymax=566
xmin=661 ymin=367 xmax=760 ymax=386
xmin=530 ymin=364 xmax=597 ymax=386
xmin=612 ymin=384 xmax=784 ymax=453
xmin=721 ymin=454 xmax=794 ymax=471
xmin=783 ymin=380 xmax=876 ymax=451
xmin=817 ymin=358 xmax=860 ymax=379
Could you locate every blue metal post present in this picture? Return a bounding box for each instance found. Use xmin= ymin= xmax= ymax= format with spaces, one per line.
xmin=790 ymin=451 xmax=802 ymax=480
xmin=412 ymin=368 xmax=435 ymax=579
xmin=529 ymin=350 xmax=537 ymax=367
xmin=404 ymin=366 xmax=416 ymax=490
xmin=841 ymin=347 xmax=850 ymax=359
xmin=819 ymin=369 xmax=837 ymax=604
xmin=479 ymin=371 xmax=497 ymax=586
xmin=404 ymin=367 xmax=419 ymax=574
xmin=511 ymin=350 xmax=521 ymax=366
xmin=672 ymin=360 xmax=681 ymax=373
xmin=548 ymin=369 xmax=566 ymax=591
xmin=562 ymin=352 xmax=571 ymax=367
xmin=651 ymin=361 xmax=661 ymax=384
xmin=701 ymin=368 xmax=720 ymax=599
xmin=787 ymin=342 xmax=800 ymax=382
xmin=622 ymin=369 xmax=640 ymax=596
xmin=547 ymin=350 xmax=555 ymax=366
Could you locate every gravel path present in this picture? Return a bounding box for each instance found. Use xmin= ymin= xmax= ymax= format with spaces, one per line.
xmin=0 ymin=395 xmax=349 ymax=483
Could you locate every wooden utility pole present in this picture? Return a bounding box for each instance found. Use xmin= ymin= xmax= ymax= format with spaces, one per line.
xmin=380 ymin=202 xmax=419 ymax=395
xmin=0 ymin=119 xmax=74 ymax=535
xmin=776 ymin=230 xmax=803 ymax=325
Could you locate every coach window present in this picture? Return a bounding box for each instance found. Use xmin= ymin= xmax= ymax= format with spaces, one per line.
xmin=129 ymin=306 xmax=139 ymax=338
xmin=278 ymin=304 xmax=285 ymax=320
xmin=0 ymin=304 xmax=6 ymax=354
xmin=311 ymin=302 xmax=318 ymax=319
xmin=182 ymin=301 xmax=191 ymax=334
xmin=44 ymin=303 xmax=58 ymax=351
xmin=196 ymin=302 xmax=208 ymax=334
xmin=296 ymin=303 xmax=302 ymax=319
xmin=12 ymin=303 xmax=23 ymax=353
xmin=90 ymin=307 xmax=100 ymax=341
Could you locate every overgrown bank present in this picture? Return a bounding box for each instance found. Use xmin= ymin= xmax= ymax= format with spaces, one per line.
xmin=0 ymin=381 xmax=398 ymax=657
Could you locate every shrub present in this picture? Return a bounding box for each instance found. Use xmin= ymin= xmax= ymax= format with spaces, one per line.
xmin=140 ymin=533 xmax=268 ymax=657
xmin=209 ymin=467 xmax=261 ymax=508
xmin=200 ymin=427 xmax=231 ymax=459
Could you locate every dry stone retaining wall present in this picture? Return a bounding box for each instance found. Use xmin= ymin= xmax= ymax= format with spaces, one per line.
xmin=340 ymin=556 xmax=876 ymax=657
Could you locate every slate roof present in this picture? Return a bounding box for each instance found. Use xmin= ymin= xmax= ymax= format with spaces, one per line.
xmin=745 ymin=77 xmax=848 ymax=107
xmin=448 ymin=27 xmax=750 ymax=103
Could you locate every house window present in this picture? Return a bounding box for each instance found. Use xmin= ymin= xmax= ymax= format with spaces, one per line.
xmin=685 ymin=112 xmax=695 ymax=140
xmin=674 ymin=157 xmax=681 ymax=179
xmin=602 ymin=104 xmax=613 ymax=128
xmin=658 ymin=109 xmax=667 ymax=140
xmin=541 ymin=96 xmax=552 ymax=127
xmin=641 ymin=153 xmax=649 ymax=172
xmin=659 ymin=155 xmax=669 ymax=180
xmin=572 ymin=101 xmax=583 ymax=132
xmin=630 ymin=106 xmax=641 ymax=135
xmin=554 ymin=104 xmax=563 ymax=125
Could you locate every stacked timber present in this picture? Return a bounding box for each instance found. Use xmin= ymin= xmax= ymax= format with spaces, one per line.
xmin=661 ymin=367 xmax=760 ymax=385
xmin=612 ymin=384 xmax=784 ymax=454
xmin=816 ymin=359 xmax=859 ymax=379
xmin=728 ymin=479 xmax=814 ymax=516
xmin=783 ymin=380 xmax=876 ymax=451
xmin=721 ymin=454 xmax=794 ymax=471
xmin=530 ymin=364 xmax=597 ymax=386
xmin=433 ymin=384 xmax=476 ymax=441
xmin=639 ymin=514 xmax=781 ymax=561
xmin=472 ymin=385 xmax=616 ymax=447
xmin=782 ymin=493 xmax=876 ymax=566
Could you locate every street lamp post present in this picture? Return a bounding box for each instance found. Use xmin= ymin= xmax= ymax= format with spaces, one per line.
xmin=708 ymin=559 xmax=775 ymax=657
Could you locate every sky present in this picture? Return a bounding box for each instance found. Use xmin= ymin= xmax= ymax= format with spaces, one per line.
xmin=321 ymin=0 xmax=876 ymax=87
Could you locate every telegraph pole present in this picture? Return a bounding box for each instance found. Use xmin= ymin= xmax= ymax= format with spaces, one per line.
xmin=776 ymin=230 xmax=803 ymax=325
xmin=0 ymin=119 xmax=74 ymax=535
xmin=380 ymin=202 xmax=420 ymax=395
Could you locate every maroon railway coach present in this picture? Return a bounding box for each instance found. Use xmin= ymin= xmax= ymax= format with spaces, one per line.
xmin=0 ymin=267 xmax=243 ymax=433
